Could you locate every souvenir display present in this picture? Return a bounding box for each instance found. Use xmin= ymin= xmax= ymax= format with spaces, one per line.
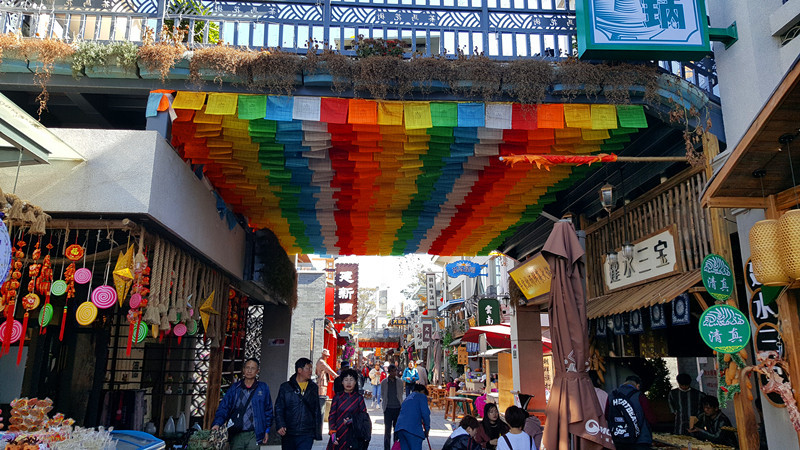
xmin=73 ymin=268 xmax=91 ymax=285
xmin=38 ymin=304 xmax=53 ymax=328
xmin=0 ymin=320 xmax=23 ymax=344
xmin=91 ymin=286 xmax=116 ymax=310
xmin=64 ymin=244 xmax=84 ymax=262
xmin=75 ymin=301 xmax=97 ymax=326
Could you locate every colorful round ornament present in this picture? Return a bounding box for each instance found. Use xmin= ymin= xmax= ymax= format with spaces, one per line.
xmin=91 ymin=285 xmax=117 ymax=309
xmin=129 ymin=293 xmax=142 ymax=309
xmin=0 ymin=320 xmax=24 ymax=343
xmin=173 ymin=323 xmax=187 ymax=337
xmin=136 ymin=322 xmax=148 ymax=343
xmin=187 ymin=319 xmax=198 ymax=336
xmin=74 ymin=268 xmax=92 ymax=285
xmin=22 ymin=293 xmax=40 ymax=310
xmin=51 ymin=280 xmax=68 ymax=296
xmin=65 ymin=244 xmax=85 ymax=261
xmin=38 ymin=304 xmax=54 ymax=327
xmin=75 ymin=302 xmax=98 ymax=326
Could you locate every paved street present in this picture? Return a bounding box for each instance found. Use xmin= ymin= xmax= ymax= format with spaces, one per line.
xmin=266 ymin=399 xmax=457 ymax=450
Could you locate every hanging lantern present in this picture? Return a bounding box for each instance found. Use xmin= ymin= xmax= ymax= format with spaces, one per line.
xmin=599 ymin=183 xmax=614 ymax=213
xmin=750 ymin=219 xmax=790 ymax=285
xmin=778 ymin=209 xmax=800 ymax=280
xmin=606 ymin=250 xmax=618 ymax=265
xmin=621 ymin=242 xmax=635 ymax=261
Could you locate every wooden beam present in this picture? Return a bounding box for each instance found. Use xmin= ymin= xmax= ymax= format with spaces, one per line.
xmin=585 ymin=166 xmax=704 ymax=234
xmin=705 ymin=197 xmax=768 ymax=209
xmin=690 ymin=291 xmax=709 ymax=311
xmin=775 ymin=186 xmax=800 ymax=211
xmin=702 ymin=60 xmax=800 ymax=203
xmin=47 ymin=218 xmax=139 ymax=231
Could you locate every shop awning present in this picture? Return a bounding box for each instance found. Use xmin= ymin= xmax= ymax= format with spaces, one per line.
xmin=701 ymin=55 xmax=800 ymax=207
xmin=586 ymin=269 xmax=701 ymax=319
xmin=469 ymin=348 xmax=510 ymax=358
xmin=462 ymin=324 xmax=512 ymax=348
xmin=0 ymin=93 xmax=83 ymax=167
xmin=439 ymin=298 xmax=465 ymax=312
xmin=449 ymin=338 xmax=462 ymax=347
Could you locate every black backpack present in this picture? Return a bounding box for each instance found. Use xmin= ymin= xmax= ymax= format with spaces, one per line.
xmin=608 ymin=388 xmax=642 ymax=443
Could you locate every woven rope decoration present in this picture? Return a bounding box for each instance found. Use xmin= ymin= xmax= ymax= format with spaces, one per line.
xmin=750 ymin=219 xmax=791 ymax=286
xmin=778 ymin=209 xmax=800 ymax=279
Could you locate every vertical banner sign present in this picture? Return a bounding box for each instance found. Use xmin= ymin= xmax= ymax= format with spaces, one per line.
xmin=334 ymin=263 xmax=359 ymax=323
xmin=457 ymin=346 xmax=468 ymax=365
xmin=426 ymin=273 xmax=437 ymax=315
xmin=478 ymin=298 xmax=501 ymax=326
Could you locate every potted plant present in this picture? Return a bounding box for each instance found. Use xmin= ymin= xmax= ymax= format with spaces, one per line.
xmin=73 ymin=40 xmax=139 ymax=78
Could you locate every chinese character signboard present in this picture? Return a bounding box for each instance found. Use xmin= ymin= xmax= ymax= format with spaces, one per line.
xmin=389 ymin=318 xmax=408 ymax=326
xmin=602 ymin=227 xmax=681 ymax=293
xmin=457 ymin=345 xmax=468 ymax=365
xmin=446 ymin=260 xmax=485 ymax=278
xmin=701 ymin=254 xmax=734 ymax=300
xmin=478 ymin=298 xmax=501 ymax=326
xmin=426 ymin=273 xmax=437 ymax=315
xmin=698 ymin=304 xmax=751 ymax=354
xmin=334 ymin=263 xmax=358 ymax=323
xmin=509 ymin=253 xmax=552 ymax=301
xmin=576 ymin=0 xmax=710 ymax=60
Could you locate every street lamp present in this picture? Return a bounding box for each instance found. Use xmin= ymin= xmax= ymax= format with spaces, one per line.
xmin=599 ymin=183 xmax=614 ymax=213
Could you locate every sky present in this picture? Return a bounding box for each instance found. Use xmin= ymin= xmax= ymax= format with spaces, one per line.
xmin=333 ymin=254 xmax=440 ymax=313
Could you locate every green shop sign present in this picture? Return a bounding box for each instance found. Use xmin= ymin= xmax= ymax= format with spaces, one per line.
xmin=478 ymin=298 xmax=501 ymax=326
xmin=576 ymin=0 xmax=711 ymax=60
xmin=702 ymin=254 xmax=734 ymax=300
xmin=699 ymin=304 xmax=751 ymax=354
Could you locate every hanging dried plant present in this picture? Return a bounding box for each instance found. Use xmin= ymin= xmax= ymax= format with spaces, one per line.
xmin=555 ymin=57 xmax=604 ymax=101
xmin=304 ymin=42 xmax=355 ymax=94
xmin=244 ymin=49 xmax=302 ymax=94
xmin=0 ymin=32 xmax=21 ymax=65
xmin=189 ymin=44 xmax=247 ymax=86
xmin=355 ymin=55 xmax=403 ymax=99
xmin=19 ymin=37 xmax=75 ymax=117
xmin=137 ymin=25 xmax=187 ymax=82
xmin=451 ymin=50 xmax=504 ymax=101
xmin=602 ymin=63 xmax=659 ymax=105
xmin=506 ymin=58 xmax=554 ymax=104
xmin=401 ymin=55 xmax=455 ymax=97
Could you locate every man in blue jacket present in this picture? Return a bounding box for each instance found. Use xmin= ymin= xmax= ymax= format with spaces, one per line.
xmin=275 ymin=358 xmax=324 ymax=450
xmin=212 ymin=358 xmax=273 ymax=449
xmin=395 ymin=384 xmax=431 ymax=450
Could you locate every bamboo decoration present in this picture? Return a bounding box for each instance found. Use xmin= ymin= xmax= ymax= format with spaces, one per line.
xmin=778 ymin=210 xmax=800 ymax=280
xmin=750 ymin=220 xmax=791 ymax=286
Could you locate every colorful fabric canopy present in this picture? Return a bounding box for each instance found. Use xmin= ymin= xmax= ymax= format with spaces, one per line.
xmin=160 ymin=92 xmax=647 ymax=255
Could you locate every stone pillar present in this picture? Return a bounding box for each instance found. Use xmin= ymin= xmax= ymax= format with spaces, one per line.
xmin=511 ymin=304 xmax=546 ymax=411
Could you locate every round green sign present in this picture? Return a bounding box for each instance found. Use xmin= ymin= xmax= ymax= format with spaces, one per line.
xmin=698 ymin=304 xmax=751 ymax=354
xmin=702 ymin=254 xmax=735 ymax=301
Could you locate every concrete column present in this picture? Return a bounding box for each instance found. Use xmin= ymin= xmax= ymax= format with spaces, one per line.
xmin=511 ymin=304 xmax=546 ymax=411
xmin=260 ymin=303 xmax=293 ymax=401
xmin=288 ymin=272 xmax=327 ymax=378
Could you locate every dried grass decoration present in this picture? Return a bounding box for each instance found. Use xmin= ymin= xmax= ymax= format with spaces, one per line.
xmin=506 ymin=59 xmax=554 ymax=105
xmin=304 ymin=40 xmax=355 ymax=94
xmin=243 ymin=49 xmax=302 ymax=94
xmin=137 ymin=25 xmax=187 ymax=82
xmin=16 ymin=37 xmax=75 ymax=117
xmin=189 ymin=44 xmax=247 ymax=86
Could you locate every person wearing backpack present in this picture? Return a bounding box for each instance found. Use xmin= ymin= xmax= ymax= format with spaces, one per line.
xmin=496 ymin=406 xmax=535 ymax=450
xmin=605 ymin=375 xmax=656 ymax=450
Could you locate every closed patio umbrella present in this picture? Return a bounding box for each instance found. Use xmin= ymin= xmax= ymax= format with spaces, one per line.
xmin=541 ymin=221 xmax=614 ymax=450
